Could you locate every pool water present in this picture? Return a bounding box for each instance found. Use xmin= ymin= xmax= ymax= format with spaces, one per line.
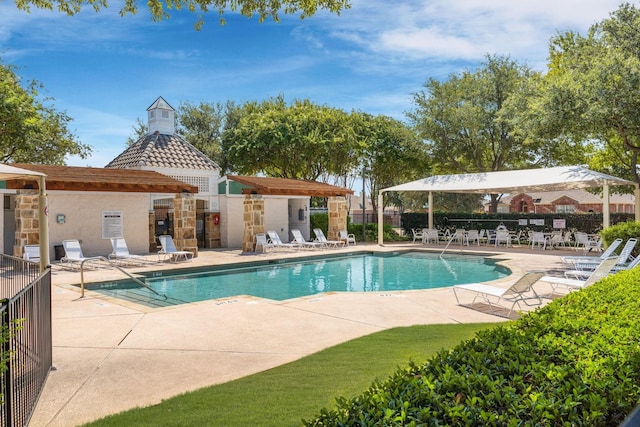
xmin=87 ymin=252 xmax=510 ymax=307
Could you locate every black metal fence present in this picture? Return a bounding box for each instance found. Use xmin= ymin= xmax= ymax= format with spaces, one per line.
xmin=0 ymin=255 xmax=52 ymax=427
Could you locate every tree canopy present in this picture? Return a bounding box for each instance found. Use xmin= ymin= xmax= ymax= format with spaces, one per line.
xmin=536 ymin=3 xmax=640 ymax=186
xmin=12 ymin=0 xmax=351 ymax=28
xmin=0 ymin=61 xmax=91 ymax=164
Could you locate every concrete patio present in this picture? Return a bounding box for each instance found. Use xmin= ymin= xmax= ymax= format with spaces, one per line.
xmin=29 ymin=242 xmax=579 ymax=426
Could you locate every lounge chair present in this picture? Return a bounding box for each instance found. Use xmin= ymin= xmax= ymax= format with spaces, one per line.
xmin=255 ymin=233 xmax=275 ymax=252
xmin=158 ymin=235 xmax=194 ymax=262
xmin=561 ymin=238 xmax=622 ymax=265
xmin=267 ymin=230 xmax=299 ymax=251
xmin=564 ymin=238 xmax=636 ymax=278
xmin=23 ymin=245 xmax=40 ymax=262
xmin=339 ymin=230 xmax=356 ymax=246
xmin=291 ymin=229 xmax=323 ymax=250
xmin=539 ymin=256 xmax=618 ymax=294
xmin=313 ymin=228 xmax=343 ymax=248
xmin=109 ymin=237 xmax=146 ymax=265
xmin=453 ymin=272 xmax=545 ymax=318
xmin=61 ymin=239 xmax=97 ymax=268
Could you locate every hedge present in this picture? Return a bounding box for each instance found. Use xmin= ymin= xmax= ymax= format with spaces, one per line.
xmin=304 ymin=268 xmax=640 ymax=426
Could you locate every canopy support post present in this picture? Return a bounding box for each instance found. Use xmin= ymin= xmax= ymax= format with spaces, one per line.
xmin=428 ymin=191 xmax=434 ymax=229
xmin=377 ymin=192 xmax=384 ymax=245
xmin=38 ymin=175 xmax=49 ymax=273
xmin=602 ymin=182 xmax=610 ymax=229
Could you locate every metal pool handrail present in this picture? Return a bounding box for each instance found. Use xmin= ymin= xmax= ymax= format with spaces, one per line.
xmin=79 ymin=256 xmax=164 ymax=298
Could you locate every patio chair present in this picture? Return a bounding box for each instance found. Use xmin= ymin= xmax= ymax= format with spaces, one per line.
xmin=158 ymin=235 xmax=194 ymax=263
xmin=411 ymin=228 xmax=424 ymax=243
xmin=291 ymin=229 xmax=323 ymax=250
xmin=530 ymin=232 xmax=548 ymax=250
xmin=452 ymin=229 xmax=468 ymax=246
xmin=494 ymin=230 xmax=511 ymax=247
xmin=339 ymin=230 xmax=357 ymax=246
xmin=423 ymin=228 xmax=440 ymax=245
xmin=267 ymin=230 xmax=299 ymax=251
xmin=313 ymin=228 xmax=343 ymax=248
xmin=539 ymin=256 xmax=618 ymax=294
xmin=254 ymin=233 xmax=275 ymax=253
xmin=453 ymin=272 xmax=545 ymax=318
xmin=109 ymin=237 xmax=146 ymax=265
xmin=574 ymin=232 xmax=602 ymax=254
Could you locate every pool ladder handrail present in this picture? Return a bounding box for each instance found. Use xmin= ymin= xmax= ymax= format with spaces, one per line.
xmin=79 ymin=256 xmax=165 ymax=299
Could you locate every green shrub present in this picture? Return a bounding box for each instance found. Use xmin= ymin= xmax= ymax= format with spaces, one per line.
xmin=599 ymin=221 xmax=640 ymax=257
xmin=304 ymin=269 xmax=640 ymax=426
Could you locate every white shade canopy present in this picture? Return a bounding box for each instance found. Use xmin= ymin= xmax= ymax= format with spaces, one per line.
xmin=0 ymin=163 xmax=46 ymax=181
xmin=381 ymin=166 xmax=636 ymax=194
xmin=377 ymin=165 xmax=640 ymax=245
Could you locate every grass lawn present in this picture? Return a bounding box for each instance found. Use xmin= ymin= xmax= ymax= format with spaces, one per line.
xmin=82 ymin=323 xmax=495 ymax=427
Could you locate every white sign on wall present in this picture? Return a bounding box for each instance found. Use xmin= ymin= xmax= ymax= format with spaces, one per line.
xmin=102 ymin=210 xmax=123 ymax=239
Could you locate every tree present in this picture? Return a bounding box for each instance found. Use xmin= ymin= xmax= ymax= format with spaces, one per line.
xmin=126 ymin=118 xmax=148 ymax=146
xmin=223 ymin=96 xmax=360 ymax=181
xmin=407 ymin=55 xmax=569 ymax=212
xmin=0 ymin=61 xmax=91 ymax=164
xmin=12 ymin=0 xmax=350 ymax=28
xmin=529 ymin=3 xmax=640 ymax=187
xmin=177 ymin=100 xmax=231 ymax=167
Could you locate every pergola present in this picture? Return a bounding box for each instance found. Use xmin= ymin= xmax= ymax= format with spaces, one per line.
xmin=377 ymin=166 xmax=640 ymax=245
xmin=0 ymin=164 xmax=48 ymax=272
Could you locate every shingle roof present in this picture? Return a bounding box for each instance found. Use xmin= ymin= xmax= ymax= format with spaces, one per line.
xmin=228 ymin=175 xmax=353 ymax=197
xmin=105 ymin=132 xmax=219 ymax=171
xmin=6 ymin=163 xmax=198 ymax=193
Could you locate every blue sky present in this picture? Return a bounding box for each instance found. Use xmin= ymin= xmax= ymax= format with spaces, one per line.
xmin=0 ymin=0 xmax=624 ymax=167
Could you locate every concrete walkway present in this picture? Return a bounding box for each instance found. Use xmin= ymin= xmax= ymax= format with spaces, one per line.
xmin=29 ymin=243 xmax=576 ymax=426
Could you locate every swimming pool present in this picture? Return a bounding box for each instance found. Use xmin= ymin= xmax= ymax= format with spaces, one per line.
xmin=86 ymin=251 xmax=510 ymax=307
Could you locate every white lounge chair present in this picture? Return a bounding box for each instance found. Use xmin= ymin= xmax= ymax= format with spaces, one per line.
xmin=313 ymin=228 xmax=343 ymax=248
xmin=267 ymin=230 xmax=299 ymax=251
xmin=62 ymin=239 xmax=97 ymax=269
xmin=539 ymin=256 xmax=618 ymax=294
xmin=565 ymin=238 xmax=637 ymax=278
xmin=109 ymin=237 xmax=145 ymax=265
xmin=158 ymin=235 xmax=194 ymax=262
xmin=23 ymin=245 xmax=40 ymax=262
xmin=561 ymin=238 xmax=622 ymax=265
xmin=453 ymin=272 xmax=545 ymax=318
xmin=255 ymin=233 xmax=275 ymax=252
xmin=291 ymin=229 xmax=323 ymax=250
xmin=339 ymin=230 xmax=356 ymax=246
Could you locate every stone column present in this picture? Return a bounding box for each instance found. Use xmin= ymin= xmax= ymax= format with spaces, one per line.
xmin=173 ymin=193 xmax=198 ymax=257
xmin=242 ymin=195 xmax=264 ymax=252
xmin=14 ymin=189 xmax=40 ymax=258
xmin=204 ymin=212 xmax=221 ymax=248
xmin=327 ymin=196 xmax=348 ymax=241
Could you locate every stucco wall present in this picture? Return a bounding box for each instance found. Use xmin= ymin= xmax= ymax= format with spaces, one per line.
xmin=220 ymin=195 xmax=305 ymax=248
xmin=48 ymin=191 xmax=151 ymax=258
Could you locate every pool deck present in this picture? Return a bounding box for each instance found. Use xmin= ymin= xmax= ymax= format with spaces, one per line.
xmin=30 ymin=242 xmax=583 ymax=426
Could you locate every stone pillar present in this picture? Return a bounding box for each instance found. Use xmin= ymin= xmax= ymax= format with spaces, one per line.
xmin=14 ymin=189 xmax=40 ymax=258
xmin=204 ymin=212 xmax=221 ymax=248
xmin=327 ymin=196 xmax=348 ymax=241
xmin=173 ymin=193 xmax=198 ymax=257
xmin=242 ymin=195 xmax=264 ymax=252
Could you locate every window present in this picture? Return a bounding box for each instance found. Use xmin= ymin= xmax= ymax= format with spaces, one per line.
xmin=555 ymin=205 xmax=575 ymax=213
xmin=162 ymin=110 xmax=170 ymax=119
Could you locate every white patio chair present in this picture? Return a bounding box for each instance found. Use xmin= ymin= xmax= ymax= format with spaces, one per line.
xmin=158 ymin=235 xmax=194 ymax=262
xmin=339 ymin=230 xmax=356 ymax=246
